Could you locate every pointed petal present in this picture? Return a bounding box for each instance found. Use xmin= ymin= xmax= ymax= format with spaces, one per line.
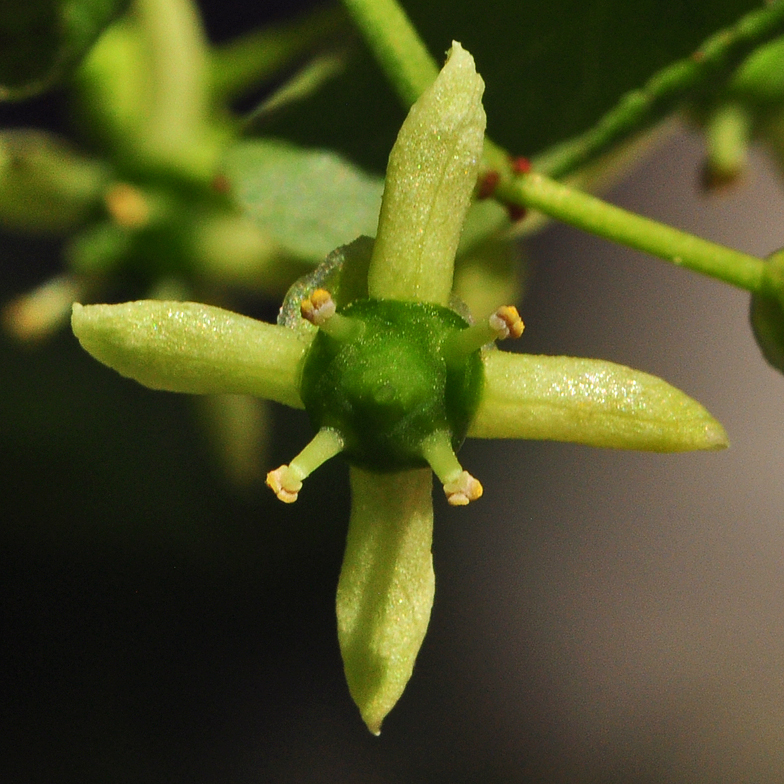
xmin=368 ymin=42 xmax=486 ymax=305
xmin=71 ymin=301 xmax=306 ymax=408
xmin=469 ymin=350 xmax=728 ymax=451
xmin=337 ymin=467 xmax=435 ymax=734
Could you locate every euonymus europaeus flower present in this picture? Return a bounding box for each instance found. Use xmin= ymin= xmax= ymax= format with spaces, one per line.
xmin=71 ymin=43 xmax=728 ymax=734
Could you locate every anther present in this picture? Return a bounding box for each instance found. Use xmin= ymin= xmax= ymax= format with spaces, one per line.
xmin=105 ymin=183 xmax=150 ymax=229
xmin=443 ymin=305 xmax=524 ymax=367
xmin=421 ymin=431 xmax=483 ymax=507
xmin=443 ymin=471 xmax=483 ymax=506
xmin=301 ymin=289 xmax=363 ymax=341
xmin=301 ymin=289 xmax=336 ymax=326
xmin=266 ymin=464 xmax=304 ymax=504
xmin=488 ymin=305 xmax=524 ymax=339
xmin=266 ymin=427 xmax=344 ymax=503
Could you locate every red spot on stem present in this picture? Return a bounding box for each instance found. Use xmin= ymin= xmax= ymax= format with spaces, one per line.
xmin=476 ymin=170 xmax=500 ymax=199
xmin=506 ymin=204 xmax=527 ymax=222
xmin=510 ymin=156 xmax=532 ymax=175
xmin=211 ymin=174 xmax=231 ymax=194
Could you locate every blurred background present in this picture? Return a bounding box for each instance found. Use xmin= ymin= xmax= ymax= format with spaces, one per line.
xmin=2 ymin=1 xmax=784 ymax=782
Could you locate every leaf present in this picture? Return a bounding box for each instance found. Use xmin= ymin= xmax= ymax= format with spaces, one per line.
xmin=0 ymin=130 xmax=108 ymax=232
xmin=470 ymin=350 xmax=728 ymax=452
xmin=71 ymin=300 xmax=307 ymax=408
xmin=338 ymin=467 xmax=435 ymax=735
xmin=750 ymin=248 xmax=784 ymax=375
xmin=0 ymin=0 xmax=128 ymax=100
xmin=222 ymin=138 xmax=384 ymax=262
xmin=750 ymin=292 xmax=784 ymax=375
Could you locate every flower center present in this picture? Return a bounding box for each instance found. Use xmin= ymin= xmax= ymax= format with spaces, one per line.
xmin=299 ymin=298 xmax=484 ymax=472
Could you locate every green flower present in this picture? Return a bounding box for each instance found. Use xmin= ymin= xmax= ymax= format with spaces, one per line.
xmin=71 ymin=43 xmax=727 ymax=734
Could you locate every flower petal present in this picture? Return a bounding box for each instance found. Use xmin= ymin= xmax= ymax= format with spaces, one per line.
xmin=367 ymin=41 xmax=486 ymax=306
xmin=71 ymin=300 xmax=306 ymax=408
xmin=337 ymin=467 xmax=435 ymax=735
xmin=470 ymin=350 xmax=728 ymax=451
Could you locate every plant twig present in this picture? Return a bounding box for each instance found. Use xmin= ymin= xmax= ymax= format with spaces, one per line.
xmin=531 ymin=0 xmax=784 ymax=178
xmin=340 ymin=0 xmax=438 ymax=106
xmin=341 ymin=0 xmax=783 ymax=299
xmin=496 ymin=172 xmax=769 ymax=295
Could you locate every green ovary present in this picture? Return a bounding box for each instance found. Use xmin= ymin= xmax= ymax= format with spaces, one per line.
xmin=299 ymin=299 xmax=484 ymax=472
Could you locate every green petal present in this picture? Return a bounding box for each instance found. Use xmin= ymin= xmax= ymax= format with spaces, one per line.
xmin=469 ymin=350 xmax=728 ymax=451
xmin=337 ymin=467 xmax=435 ymax=735
xmin=71 ymin=301 xmax=306 ymax=408
xmin=367 ymin=41 xmax=486 ymax=306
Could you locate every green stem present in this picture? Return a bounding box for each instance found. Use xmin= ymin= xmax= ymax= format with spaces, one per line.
xmin=209 ymin=5 xmax=349 ymax=103
xmin=531 ymin=1 xmax=784 ymax=179
xmin=498 ymin=172 xmax=768 ymax=294
xmin=340 ymin=0 xmax=438 ymax=107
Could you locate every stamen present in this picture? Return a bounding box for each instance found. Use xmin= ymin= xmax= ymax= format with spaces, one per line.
xmin=443 ymin=471 xmax=484 ymax=506
xmin=421 ymin=431 xmax=483 ymax=506
xmin=266 ymin=427 xmax=344 ymax=503
xmin=443 ymin=305 xmax=524 ymax=366
xmin=488 ymin=305 xmax=524 ymax=339
xmin=300 ymin=289 xmax=336 ymax=326
xmin=300 ymin=289 xmax=363 ymax=341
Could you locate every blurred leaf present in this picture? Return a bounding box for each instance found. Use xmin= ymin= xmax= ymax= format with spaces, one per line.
xmin=0 ymin=0 xmax=128 ymax=100
xmin=0 ymin=129 xmax=108 ymax=232
xmin=265 ymin=0 xmax=760 ymax=172
xmin=728 ymin=35 xmax=784 ymax=107
xmin=223 ymin=138 xmax=383 ymax=261
xmin=750 ymin=249 xmax=784 ymax=375
xmin=750 ymin=292 xmax=784 ymax=375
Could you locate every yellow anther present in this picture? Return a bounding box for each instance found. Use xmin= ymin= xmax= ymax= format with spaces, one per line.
xmin=301 ymin=289 xmax=336 ymax=327
xmin=266 ymin=428 xmax=344 ymax=504
xmin=489 ymin=305 xmax=524 ymax=340
xmin=105 ymin=182 xmax=150 ymax=229
xmin=443 ymin=471 xmax=483 ymax=506
xmin=300 ymin=290 xmax=363 ymax=342
xmin=266 ymin=465 xmax=303 ymax=504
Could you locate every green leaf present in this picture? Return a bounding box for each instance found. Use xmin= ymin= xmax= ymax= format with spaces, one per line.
xmin=223 ymin=139 xmax=384 ymax=262
xmin=338 ymin=467 xmax=435 ymax=735
xmin=750 ymin=248 xmax=784 ymax=375
xmin=71 ymin=300 xmax=307 ymax=408
xmin=367 ymin=41 xmax=486 ymax=306
xmin=750 ymin=292 xmax=784 ymax=375
xmin=0 ymin=0 xmax=128 ymax=100
xmin=470 ymin=350 xmax=728 ymax=452
xmin=0 ymin=130 xmax=108 ymax=232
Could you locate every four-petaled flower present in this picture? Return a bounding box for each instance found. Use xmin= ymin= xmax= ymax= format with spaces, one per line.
xmin=71 ymin=43 xmax=727 ymax=734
